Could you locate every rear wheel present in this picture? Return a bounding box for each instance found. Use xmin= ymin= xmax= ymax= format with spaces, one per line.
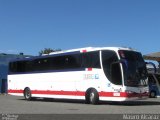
xmin=24 ymin=87 xmax=32 ymax=101
xmin=150 ymin=91 xmax=156 ymax=98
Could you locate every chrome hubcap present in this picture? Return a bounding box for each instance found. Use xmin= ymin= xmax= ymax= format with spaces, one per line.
xmin=90 ymin=92 xmax=94 ymax=102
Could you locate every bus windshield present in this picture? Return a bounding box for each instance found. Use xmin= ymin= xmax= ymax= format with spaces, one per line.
xmin=119 ymin=50 xmax=148 ymax=87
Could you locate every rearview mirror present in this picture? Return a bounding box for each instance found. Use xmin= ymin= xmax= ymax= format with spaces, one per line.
xmin=146 ymin=62 xmax=157 ymax=74
xmin=112 ymin=59 xmax=128 ymax=69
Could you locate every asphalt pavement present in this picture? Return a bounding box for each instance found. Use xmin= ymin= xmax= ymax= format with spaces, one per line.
xmin=0 ymin=95 xmax=160 ymax=120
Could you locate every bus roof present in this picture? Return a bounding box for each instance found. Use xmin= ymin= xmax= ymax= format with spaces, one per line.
xmin=9 ymin=47 xmax=136 ymax=62
xmin=49 ymin=47 xmax=135 ymax=55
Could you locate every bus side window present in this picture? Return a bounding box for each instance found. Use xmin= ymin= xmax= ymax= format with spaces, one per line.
xmin=102 ymin=50 xmax=119 ymax=81
xmin=16 ymin=61 xmax=27 ymax=72
xmin=111 ymin=62 xmax=122 ymax=85
xmin=50 ymin=54 xmax=82 ymax=70
xmin=64 ymin=55 xmax=81 ymax=69
xmin=82 ymin=51 xmax=101 ymax=68
xmin=33 ymin=57 xmax=51 ymax=71
xmin=25 ymin=61 xmax=33 ymax=72
xmin=9 ymin=62 xmax=17 ymax=73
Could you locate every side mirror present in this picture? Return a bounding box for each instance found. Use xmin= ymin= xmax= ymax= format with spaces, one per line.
xmin=113 ymin=59 xmax=128 ymax=69
xmin=146 ymin=62 xmax=157 ymax=74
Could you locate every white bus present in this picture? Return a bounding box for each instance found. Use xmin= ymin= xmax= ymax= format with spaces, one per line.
xmin=8 ymin=47 xmax=149 ymax=104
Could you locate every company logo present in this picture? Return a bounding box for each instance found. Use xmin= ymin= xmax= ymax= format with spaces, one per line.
xmin=83 ymin=74 xmax=99 ymax=80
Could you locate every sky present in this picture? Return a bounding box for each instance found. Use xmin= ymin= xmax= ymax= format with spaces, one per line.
xmin=0 ymin=0 xmax=160 ymax=56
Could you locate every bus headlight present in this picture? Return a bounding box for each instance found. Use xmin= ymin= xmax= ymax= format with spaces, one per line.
xmin=125 ymin=90 xmax=135 ymax=94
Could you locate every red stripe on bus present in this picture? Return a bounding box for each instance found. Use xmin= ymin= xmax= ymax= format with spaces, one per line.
xmin=32 ymin=90 xmax=85 ymax=96
xmin=8 ymin=89 xmax=148 ymax=98
xmin=82 ymin=50 xmax=87 ymax=53
xmin=8 ymin=90 xmax=85 ymax=96
xmin=87 ymin=68 xmax=92 ymax=71
xmin=8 ymin=90 xmax=24 ymax=93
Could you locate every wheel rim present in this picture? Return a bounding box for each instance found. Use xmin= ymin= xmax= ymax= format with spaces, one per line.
xmin=151 ymin=92 xmax=155 ymax=97
xmin=90 ymin=92 xmax=95 ymax=103
xmin=25 ymin=89 xmax=30 ymax=99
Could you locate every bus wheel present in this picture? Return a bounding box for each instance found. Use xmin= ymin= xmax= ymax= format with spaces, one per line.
xmin=24 ymin=87 xmax=32 ymax=101
xmin=150 ymin=91 xmax=156 ymax=98
xmin=89 ymin=89 xmax=99 ymax=105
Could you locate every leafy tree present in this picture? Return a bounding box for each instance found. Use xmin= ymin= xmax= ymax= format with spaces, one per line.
xmin=39 ymin=48 xmax=61 ymax=56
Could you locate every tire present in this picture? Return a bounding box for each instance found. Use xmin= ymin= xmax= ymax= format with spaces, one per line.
xmin=150 ymin=91 xmax=156 ymax=98
xmin=85 ymin=91 xmax=90 ymax=104
xmin=88 ymin=89 xmax=99 ymax=105
xmin=24 ymin=87 xmax=32 ymax=101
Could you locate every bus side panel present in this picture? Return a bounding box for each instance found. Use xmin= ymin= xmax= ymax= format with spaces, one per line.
xmin=8 ymin=71 xmax=84 ymax=99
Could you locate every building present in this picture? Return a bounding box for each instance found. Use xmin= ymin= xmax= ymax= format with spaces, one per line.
xmin=0 ymin=53 xmax=32 ymax=94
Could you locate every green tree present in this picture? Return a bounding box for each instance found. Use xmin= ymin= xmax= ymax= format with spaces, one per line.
xmin=39 ymin=48 xmax=61 ymax=56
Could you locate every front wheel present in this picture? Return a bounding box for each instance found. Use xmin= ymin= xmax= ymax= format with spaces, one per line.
xmin=24 ymin=87 xmax=32 ymax=101
xmin=89 ymin=89 xmax=99 ymax=105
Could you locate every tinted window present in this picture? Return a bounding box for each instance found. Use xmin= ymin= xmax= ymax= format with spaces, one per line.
xmin=110 ymin=62 xmax=122 ymax=85
xmin=82 ymin=51 xmax=100 ymax=68
xmin=9 ymin=62 xmax=17 ymax=72
xmin=102 ymin=50 xmax=122 ymax=85
xmin=25 ymin=61 xmax=33 ymax=72
xmin=9 ymin=51 xmax=101 ymax=73
xmin=10 ymin=61 xmax=27 ymax=72
xmin=33 ymin=58 xmax=50 ymax=71
xmin=50 ymin=54 xmax=82 ymax=70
